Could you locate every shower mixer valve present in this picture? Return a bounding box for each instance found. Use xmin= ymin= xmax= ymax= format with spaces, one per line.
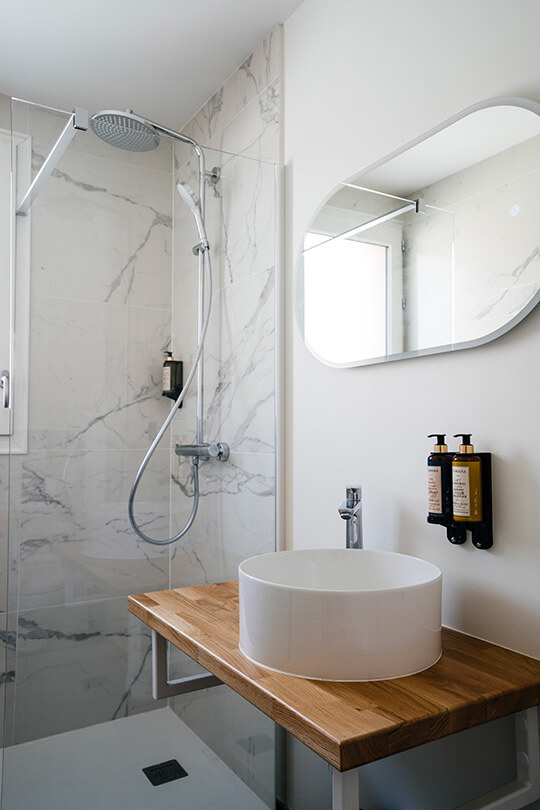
xmin=175 ymin=442 xmax=230 ymax=462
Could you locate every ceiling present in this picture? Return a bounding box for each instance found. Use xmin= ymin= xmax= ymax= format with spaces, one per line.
xmin=0 ymin=0 xmax=302 ymax=130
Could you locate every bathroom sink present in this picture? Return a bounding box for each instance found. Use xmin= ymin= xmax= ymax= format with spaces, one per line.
xmin=238 ymin=549 xmax=442 ymax=681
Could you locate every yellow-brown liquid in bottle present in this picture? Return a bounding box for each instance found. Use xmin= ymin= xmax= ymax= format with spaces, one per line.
xmin=452 ymin=453 xmax=482 ymax=523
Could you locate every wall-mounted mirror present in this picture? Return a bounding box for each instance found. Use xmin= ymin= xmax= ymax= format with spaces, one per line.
xmin=295 ymin=98 xmax=540 ymax=367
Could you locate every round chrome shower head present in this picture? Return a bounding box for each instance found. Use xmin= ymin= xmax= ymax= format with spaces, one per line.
xmin=90 ymin=109 xmax=160 ymax=152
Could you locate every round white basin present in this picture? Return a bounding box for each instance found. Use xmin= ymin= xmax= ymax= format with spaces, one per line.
xmin=239 ymin=549 xmax=442 ymax=681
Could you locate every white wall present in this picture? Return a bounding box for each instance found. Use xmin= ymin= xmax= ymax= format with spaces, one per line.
xmin=284 ymin=0 xmax=540 ymax=660
xmin=283 ymin=1 xmax=540 ymax=806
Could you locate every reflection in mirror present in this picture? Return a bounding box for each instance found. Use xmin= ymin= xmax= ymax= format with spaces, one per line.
xmin=296 ymin=98 xmax=540 ymax=367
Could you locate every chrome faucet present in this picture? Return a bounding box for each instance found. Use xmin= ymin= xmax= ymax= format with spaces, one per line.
xmin=338 ymin=486 xmax=363 ymax=549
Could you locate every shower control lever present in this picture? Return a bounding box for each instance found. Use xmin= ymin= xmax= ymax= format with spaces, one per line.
xmin=175 ymin=442 xmax=230 ymax=462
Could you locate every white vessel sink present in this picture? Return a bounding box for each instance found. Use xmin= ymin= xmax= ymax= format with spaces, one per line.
xmin=239 ymin=549 xmax=442 ymax=681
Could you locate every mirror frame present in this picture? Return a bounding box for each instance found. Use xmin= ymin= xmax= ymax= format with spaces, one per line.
xmin=296 ymin=96 xmax=540 ymax=368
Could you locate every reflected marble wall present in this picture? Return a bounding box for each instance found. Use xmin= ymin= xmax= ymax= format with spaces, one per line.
xmin=403 ymin=133 xmax=540 ymax=349
xmin=4 ymin=109 xmax=174 ymax=744
xmin=168 ymin=26 xmax=281 ymax=808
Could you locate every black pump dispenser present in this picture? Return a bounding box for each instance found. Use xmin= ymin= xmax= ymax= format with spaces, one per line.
xmin=454 ymin=434 xmax=473 ymax=451
xmin=162 ymin=351 xmax=183 ymax=403
xmin=428 ymin=434 xmax=448 ymax=451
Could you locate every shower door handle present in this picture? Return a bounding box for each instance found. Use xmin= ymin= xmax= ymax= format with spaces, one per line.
xmin=0 ymin=371 xmax=9 ymax=409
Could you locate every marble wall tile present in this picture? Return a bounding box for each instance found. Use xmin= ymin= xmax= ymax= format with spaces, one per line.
xmin=125 ymin=306 xmax=174 ymax=450
xmin=27 ymin=297 xmax=128 ymax=451
xmin=204 ymin=78 xmax=280 ymax=164
xmin=173 ymin=151 xmax=276 ymax=308
xmin=12 ymin=597 xmax=163 ymax=744
xmin=170 ymin=452 xmax=275 ymax=588
xmin=182 ymin=26 xmax=281 ymax=150
xmin=30 ymin=145 xmax=172 ymax=308
xmin=172 ymin=266 xmax=276 ymax=455
xmin=4 ymin=23 xmax=280 ymax=770
xmin=27 ymin=298 xmax=172 ymax=453
xmin=4 ymin=98 xmax=177 ymax=749
xmin=12 ymin=448 xmax=170 ymax=611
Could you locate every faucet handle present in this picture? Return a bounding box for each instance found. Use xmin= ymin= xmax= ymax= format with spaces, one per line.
xmin=346 ymin=486 xmax=362 ymax=506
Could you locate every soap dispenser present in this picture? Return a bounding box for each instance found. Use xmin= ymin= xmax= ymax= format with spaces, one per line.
xmin=452 ymin=434 xmax=482 ymax=523
xmin=427 ymin=434 xmax=452 ymax=524
xmin=162 ymin=351 xmax=183 ymax=402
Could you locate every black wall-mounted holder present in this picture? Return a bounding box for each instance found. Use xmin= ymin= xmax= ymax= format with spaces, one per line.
xmin=427 ymin=453 xmax=493 ymax=549
xmin=162 ymin=359 xmax=183 ymax=404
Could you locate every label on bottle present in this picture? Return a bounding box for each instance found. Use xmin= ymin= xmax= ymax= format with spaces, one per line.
xmin=163 ymin=366 xmax=171 ymax=393
xmin=453 ymin=466 xmax=470 ymax=517
xmin=428 ymin=465 xmax=442 ymax=514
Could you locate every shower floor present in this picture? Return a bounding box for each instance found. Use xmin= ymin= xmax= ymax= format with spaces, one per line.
xmin=1 ymin=707 xmax=269 ymax=810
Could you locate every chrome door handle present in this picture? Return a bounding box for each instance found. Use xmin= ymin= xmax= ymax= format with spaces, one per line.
xmin=0 ymin=371 xmax=9 ymax=408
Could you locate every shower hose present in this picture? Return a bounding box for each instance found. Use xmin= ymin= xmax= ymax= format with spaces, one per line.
xmin=128 ymin=248 xmax=213 ymax=546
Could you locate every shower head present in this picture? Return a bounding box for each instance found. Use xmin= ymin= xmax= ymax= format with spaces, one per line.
xmin=177 ymin=181 xmax=200 ymax=213
xmin=177 ymin=181 xmax=207 ymax=244
xmin=90 ymin=110 xmax=160 ymax=152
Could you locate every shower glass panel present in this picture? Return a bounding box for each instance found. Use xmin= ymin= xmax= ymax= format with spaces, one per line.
xmin=0 ymin=98 xmax=277 ymax=810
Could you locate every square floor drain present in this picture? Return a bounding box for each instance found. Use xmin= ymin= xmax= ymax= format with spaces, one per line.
xmin=143 ymin=759 xmax=188 ymax=786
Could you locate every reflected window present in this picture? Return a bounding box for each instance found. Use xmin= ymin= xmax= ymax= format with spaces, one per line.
xmin=303 ymin=233 xmax=387 ymax=364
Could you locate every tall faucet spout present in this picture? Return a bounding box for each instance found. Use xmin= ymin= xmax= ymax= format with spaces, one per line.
xmin=338 ymin=485 xmax=363 ymax=549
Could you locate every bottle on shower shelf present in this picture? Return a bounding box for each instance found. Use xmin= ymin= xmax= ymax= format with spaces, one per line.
xmin=162 ymin=351 xmax=183 ymax=403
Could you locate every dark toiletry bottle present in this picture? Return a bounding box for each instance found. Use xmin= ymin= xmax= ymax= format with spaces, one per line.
xmin=452 ymin=434 xmax=482 ymax=523
xmin=162 ymin=351 xmax=183 ymax=402
xmin=427 ymin=434 xmax=452 ymax=521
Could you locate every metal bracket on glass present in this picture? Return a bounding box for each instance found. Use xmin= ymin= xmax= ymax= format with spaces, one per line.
xmin=175 ymin=441 xmax=230 ymax=462
xmin=16 ymin=107 xmax=89 ymax=216
xmin=151 ymin=630 xmax=221 ymax=700
xmin=331 ymin=707 xmax=540 ymax=810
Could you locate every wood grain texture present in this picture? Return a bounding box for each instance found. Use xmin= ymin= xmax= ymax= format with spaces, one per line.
xmin=128 ymin=582 xmax=540 ymax=771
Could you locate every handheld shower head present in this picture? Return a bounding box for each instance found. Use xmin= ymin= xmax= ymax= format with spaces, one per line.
xmin=177 ymin=181 xmax=207 ymax=245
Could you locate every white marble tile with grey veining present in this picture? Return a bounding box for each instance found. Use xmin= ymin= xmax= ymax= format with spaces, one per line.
xmin=13 ymin=448 xmax=170 ymax=611
xmin=29 ymin=145 xmax=172 ymax=308
xmin=205 ymin=77 xmax=280 ymax=164
xmin=182 ymin=26 xmax=281 ymax=149
xmin=172 ymin=266 xmax=275 ymax=454
xmin=12 ymin=597 xmax=160 ymax=744
xmin=170 ymin=451 xmax=275 ymax=589
xmin=28 ymin=298 xmax=173 ymax=453
xmin=173 ymin=153 xmax=276 ymax=307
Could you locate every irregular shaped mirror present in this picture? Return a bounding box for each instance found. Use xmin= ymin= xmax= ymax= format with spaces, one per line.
xmin=296 ymin=98 xmax=540 ymax=367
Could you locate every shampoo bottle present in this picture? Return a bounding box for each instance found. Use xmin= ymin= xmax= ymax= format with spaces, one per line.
xmin=427 ymin=434 xmax=452 ymax=522
xmin=452 ymin=434 xmax=482 ymax=523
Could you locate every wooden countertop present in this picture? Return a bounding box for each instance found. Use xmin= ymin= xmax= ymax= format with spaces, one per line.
xmin=128 ymin=581 xmax=540 ymax=772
